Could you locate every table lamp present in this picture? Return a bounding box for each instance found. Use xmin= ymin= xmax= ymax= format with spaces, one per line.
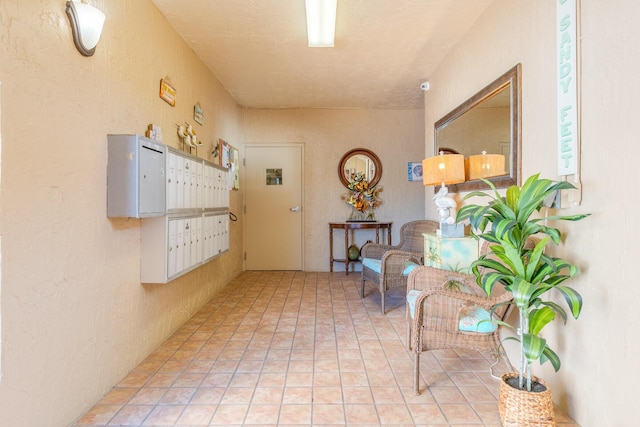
xmin=422 ymin=152 xmax=465 ymax=236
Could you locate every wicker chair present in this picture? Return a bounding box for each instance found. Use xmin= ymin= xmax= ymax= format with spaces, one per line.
xmin=360 ymin=220 xmax=439 ymax=314
xmin=406 ymin=240 xmax=516 ymax=395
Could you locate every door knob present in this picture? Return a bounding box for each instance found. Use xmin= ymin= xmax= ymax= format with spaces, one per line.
xmin=289 ymin=206 xmax=301 ymax=212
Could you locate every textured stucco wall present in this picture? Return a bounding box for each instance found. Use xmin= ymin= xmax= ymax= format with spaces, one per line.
xmin=0 ymin=1 xmax=244 ymax=426
xmin=243 ymin=108 xmax=426 ymax=271
xmin=424 ymin=1 xmax=640 ymax=425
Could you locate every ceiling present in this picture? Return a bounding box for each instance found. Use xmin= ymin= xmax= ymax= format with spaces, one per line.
xmin=151 ymin=0 xmax=494 ymax=110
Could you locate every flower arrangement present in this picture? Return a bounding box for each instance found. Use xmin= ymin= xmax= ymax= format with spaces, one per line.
xmin=341 ymin=172 xmax=382 ymax=221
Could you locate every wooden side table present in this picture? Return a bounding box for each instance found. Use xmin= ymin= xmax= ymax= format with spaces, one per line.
xmin=329 ymin=222 xmax=392 ymax=274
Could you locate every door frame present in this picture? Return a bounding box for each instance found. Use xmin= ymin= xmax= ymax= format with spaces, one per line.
xmin=243 ymin=143 xmax=305 ymax=271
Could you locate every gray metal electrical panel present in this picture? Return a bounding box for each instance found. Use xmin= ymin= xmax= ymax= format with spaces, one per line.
xmin=107 ymin=134 xmax=166 ymax=218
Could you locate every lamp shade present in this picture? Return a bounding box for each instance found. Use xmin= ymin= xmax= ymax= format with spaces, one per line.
xmin=422 ymin=154 xmax=465 ymax=186
xmin=464 ymin=152 xmax=506 ymax=180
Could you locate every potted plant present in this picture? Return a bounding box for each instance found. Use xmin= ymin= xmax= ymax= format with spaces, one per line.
xmin=456 ymin=174 xmax=589 ymax=426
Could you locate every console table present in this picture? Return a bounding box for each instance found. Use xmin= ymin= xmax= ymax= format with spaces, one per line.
xmin=329 ymin=222 xmax=392 ymax=274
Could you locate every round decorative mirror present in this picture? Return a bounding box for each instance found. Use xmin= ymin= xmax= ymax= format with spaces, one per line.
xmin=338 ymin=148 xmax=382 ymax=188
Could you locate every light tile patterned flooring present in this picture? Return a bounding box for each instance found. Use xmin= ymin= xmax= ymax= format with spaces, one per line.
xmin=74 ymin=271 xmax=579 ymax=426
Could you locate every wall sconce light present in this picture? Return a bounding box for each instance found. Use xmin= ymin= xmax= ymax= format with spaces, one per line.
xmin=305 ymin=0 xmax=337 ymax=47
xmin=423 ymin=152 xmax=465 ymax=236
xmin=66 ymin=0 xmax=105 ymax=56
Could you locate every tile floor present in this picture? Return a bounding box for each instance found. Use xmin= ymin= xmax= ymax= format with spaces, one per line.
xmin=74 ymin=271 xmax=579 ymax=426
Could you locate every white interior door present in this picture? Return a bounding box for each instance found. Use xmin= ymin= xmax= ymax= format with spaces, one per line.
xmin=245 ymin=144 xmax=303 ymax=270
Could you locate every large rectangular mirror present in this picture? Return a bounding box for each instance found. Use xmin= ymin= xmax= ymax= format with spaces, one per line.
xmin=435 ymin=64 xmax=521 ymax=192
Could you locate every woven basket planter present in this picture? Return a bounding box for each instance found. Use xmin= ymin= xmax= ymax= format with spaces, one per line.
xmin=499 ymin=372 xmax=556 ymax=427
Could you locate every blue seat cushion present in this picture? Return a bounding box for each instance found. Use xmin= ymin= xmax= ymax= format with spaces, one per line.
xmin=362 ymin=257 xmax=381 ymax=273
xmin=406 ymin=289 xmax=421 ymax=319
xmin=362 ymin=258 xmax=420 ymax=276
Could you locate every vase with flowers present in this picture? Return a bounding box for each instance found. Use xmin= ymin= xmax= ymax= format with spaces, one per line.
xmin=341 ymin=172 xmax=382 ymax=221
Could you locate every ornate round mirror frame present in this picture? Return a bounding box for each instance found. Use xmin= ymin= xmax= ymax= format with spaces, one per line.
xmin=338 ymin=148 xmax=383 ymax=188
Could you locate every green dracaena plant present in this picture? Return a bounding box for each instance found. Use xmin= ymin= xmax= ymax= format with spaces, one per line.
xmin=456 ymin=174 xmax=589 ymax=392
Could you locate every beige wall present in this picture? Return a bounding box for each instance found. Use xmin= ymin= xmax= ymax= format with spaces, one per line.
xmin=0 ymin=1 xmax=244 ymax=426
xmin=243 ymin=108 xmax=426 ymax=271
xmin=425 ymin=1 xmax=640 ymax=425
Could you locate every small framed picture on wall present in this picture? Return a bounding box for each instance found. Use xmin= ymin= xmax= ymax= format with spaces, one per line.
xmin=408 ymin=162 xmax=423 ymax=182
xmin=159 ymin=77 xmax=176 ymax=106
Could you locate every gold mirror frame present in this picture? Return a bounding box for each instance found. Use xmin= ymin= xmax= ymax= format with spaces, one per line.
xmin=435 ymin=64 xmax=522 ymax=192
xmin=338 ymin=148 xmax=383 ymax=188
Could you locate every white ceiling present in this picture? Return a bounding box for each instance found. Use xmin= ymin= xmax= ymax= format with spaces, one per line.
xmin=151 ymin=0 xmax=494 ymax=110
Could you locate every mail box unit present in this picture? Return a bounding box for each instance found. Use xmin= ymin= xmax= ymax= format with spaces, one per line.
xmin=107 ymin=134 xmax=166 ymax=218
xmin=140 ymin=211 xmax=229 ymax=284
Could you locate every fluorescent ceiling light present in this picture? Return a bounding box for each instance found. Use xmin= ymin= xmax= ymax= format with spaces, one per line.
xmin=305 ymin=0 xmax=337 ymax=47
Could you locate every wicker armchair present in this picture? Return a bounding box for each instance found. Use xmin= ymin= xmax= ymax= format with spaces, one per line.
xmin=360 ymin=220 xmax=439 ymax=314
xmin=406 ymin=240 xmax=515 ymax=395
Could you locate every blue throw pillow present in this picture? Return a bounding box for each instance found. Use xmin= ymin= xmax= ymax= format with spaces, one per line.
xmin=458 ymin=306 xmax=497 ymax=333
xmin=402 ymin=260 xmax=420 ymax=276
